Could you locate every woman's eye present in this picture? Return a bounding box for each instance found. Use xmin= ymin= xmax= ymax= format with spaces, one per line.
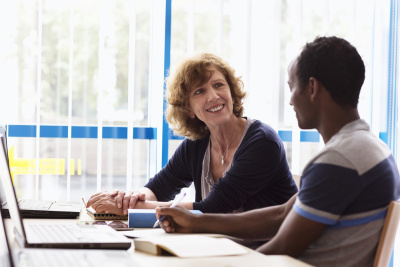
xmin=194 ymin=89 xmax=203 ymax=95
xmin=215 ymin=83 xmax=223 ymax=88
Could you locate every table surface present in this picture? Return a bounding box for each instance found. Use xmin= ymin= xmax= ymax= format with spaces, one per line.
xmin=4 ymin=206 xmax=313 ymax=267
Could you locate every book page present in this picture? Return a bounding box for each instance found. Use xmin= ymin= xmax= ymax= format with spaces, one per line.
xmin=134 ymin=235 xmax=247 ymax=257
xmin=124 ymin=228 xmax=238 ymax=239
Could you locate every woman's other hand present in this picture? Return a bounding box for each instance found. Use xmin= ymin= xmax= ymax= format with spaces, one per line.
xmin=86 ymin=191 xmax=124 ymax=215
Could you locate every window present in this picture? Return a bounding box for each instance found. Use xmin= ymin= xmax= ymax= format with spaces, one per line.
xmin=0 ymin=0 xmax=397 ymax=205
xmin=0 ymin=0 xmax=159 ymax=200
xmin=1 ymin=2 xmax=399 ymax=265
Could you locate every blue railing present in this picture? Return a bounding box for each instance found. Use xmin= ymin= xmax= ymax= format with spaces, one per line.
xmin=8 ymin=124 xmax=389 ymax=144
xmin=8 ymin=125 xmax=157 ymax=139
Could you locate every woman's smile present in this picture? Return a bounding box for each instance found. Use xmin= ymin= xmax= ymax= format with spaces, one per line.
xmin=207 ymin=104 xmax=224 ymax=113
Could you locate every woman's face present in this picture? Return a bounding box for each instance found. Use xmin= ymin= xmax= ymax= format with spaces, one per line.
xmin=188 ymin=69 xmax=234 ymax=129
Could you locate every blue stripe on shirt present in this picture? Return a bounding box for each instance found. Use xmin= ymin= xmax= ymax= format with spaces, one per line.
xmin=327 ymin=209 xmax=387 ymax=229
xmin=293 ymin=203 xmax=337 ymax=225
xmin=294 ymin=202 xmax=387 ymax=229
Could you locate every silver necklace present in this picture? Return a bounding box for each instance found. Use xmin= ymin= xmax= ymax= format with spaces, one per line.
xmin=211 ymin=119 xmax=239 ymax=165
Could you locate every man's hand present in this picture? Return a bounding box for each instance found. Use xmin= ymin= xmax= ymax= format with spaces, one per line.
xmin=86 ymin=191 xmax=124 ymax=216
xmin=155 ymin=206 xmax=198 ymax=233
xmin=112 ymin=190 xmax=146 ymax=215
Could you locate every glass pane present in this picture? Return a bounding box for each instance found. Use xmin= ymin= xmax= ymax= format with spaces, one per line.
xmin=0 ymin=2 xmax=38 ymax=124
xmin=1 ymin=0 xmax=395 ymax=202
xmin=72 ymin=0 xmax=100 ymax=125
xmin=8 ymin=137 xmax=37 ymax=199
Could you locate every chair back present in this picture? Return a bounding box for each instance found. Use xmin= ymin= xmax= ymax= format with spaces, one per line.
xmin=373 ymin=200 xmax=400 ymax=267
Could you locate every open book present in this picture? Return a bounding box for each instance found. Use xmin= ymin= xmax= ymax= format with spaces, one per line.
xmin=133 ymin=235 xmax=248 ymax=257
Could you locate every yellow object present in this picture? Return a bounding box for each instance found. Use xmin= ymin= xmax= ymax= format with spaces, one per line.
xmin=78 ymin=159 xmax=82 ymax=175
xmin=8 ymin=146 xmax=80 ymax=176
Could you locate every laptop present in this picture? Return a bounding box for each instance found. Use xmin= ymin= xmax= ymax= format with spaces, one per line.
xmin=0 ymin=137 xmax=132 ymax=250
xmin=0 ymin=202 xmax=138 ymax=267
xmin=0 ymin=126 xmax=81 ymax=219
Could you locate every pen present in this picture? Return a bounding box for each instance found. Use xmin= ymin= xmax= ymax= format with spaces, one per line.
xmin=153 ymin=192 xmax=186 ymax=228
xmin=82 ymin=198 xmax=87 ymax=207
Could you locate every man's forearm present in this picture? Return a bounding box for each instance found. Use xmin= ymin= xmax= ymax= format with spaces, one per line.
xmin=193 ymin=194 xmax=297 ymax=240
xmin=193 ymin=205 xmax=285 ymax=240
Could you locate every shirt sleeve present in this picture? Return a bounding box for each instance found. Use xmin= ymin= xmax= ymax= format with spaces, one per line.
xmin=294 ymin=151 xmax=362 ymax=225
xmin=145 ymin=139 xmax=194 ymax=201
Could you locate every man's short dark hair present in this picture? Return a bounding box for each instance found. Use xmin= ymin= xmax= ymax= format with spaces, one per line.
xmin=296 ymin=36 xmax=365 ymax=108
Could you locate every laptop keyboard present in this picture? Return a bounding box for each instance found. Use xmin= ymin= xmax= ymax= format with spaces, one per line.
xmin=19 ymin=199 xmax=53 ymax=210
xmin=27 ymin=224 xmax=89 ymax=243
xmin=19 ymin=250 xmax=93 ymax=267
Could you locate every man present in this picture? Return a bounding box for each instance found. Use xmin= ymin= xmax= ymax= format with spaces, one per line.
xmin=155 ymin=36 xmax=400 ymax=266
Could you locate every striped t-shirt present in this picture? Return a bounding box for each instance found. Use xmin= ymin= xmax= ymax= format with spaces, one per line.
xmin=294 ymin=119 xmax=400 ymax=266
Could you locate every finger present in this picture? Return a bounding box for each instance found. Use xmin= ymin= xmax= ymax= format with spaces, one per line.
xmin=122 ymin=192 xmax=133 ymax=215
xmin=128 ymin=195 xmax=139 ymax=209
xmin=160 ymin=219 xmax=171 ymax=232
xmin=88 ymin=192 xmax=115 ymax=209
xmin=165 ymin=225 xmax=173 ymax=233
xmin=159 ymin=218 xmax=167 ymax=232
xmin=161 ymin=224 xmax=170 ymax=233
xmin=157 ymin=206 xmax=176 ymax=217
xmin=138 ymin=193 xmax=146 ymax=201
xmin=96 ymin=204 xmax=116 ymax=215
xmin=88 ymin=192 xmax=102 ymax=199
xmin=111 ymin=190 xmax=120 ymax=197
xmin=92 ymin=203 xmax=105 ymax=213
xmin=164 ymin=217 xmax=175 ymax=233
xmin=155 ymin=206 xmax=164 ymax=218
xmin=115 ymin=191 xmax=126 ymax=208
xmin=86 ymin=194 xmax=102 ymax=208
xmin=89 ymin=197 xmax=106 ymax=210
xmin=95 ymin=204 xmax=104 ymax=213
xmin=86 ymin=193 xmax=101 ymax=207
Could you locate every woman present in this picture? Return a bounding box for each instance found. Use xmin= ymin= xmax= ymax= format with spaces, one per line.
xmin=86 ymin=53 xmax=297 ymax=215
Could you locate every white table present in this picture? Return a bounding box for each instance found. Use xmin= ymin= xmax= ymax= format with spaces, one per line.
xmin=4 ymin=208 xmax=313 ymax=267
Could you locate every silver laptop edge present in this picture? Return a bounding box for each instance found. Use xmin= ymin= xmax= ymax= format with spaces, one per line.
xmin=0 ymin=135 xmax=28 ymax=248
xmin=0 ymin=198 xmax=14 ymax=267
xmin=0 ymin=193 xmax=138 ymax=267
xmin=0 ymin=125 xmax=80 ymax=219
xmin=0 ymin=135 xmax=131 ymax=250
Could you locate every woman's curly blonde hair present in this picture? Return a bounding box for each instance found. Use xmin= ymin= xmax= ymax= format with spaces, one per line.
xmin=165 ymin=53 xmax=246 ymax=140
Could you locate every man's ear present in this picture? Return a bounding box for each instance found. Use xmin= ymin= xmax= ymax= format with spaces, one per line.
xmin=308 ymin=77 xmax=321 ymax=102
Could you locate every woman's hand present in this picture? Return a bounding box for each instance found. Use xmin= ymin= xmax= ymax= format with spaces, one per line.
xmin=86 ymin=191 xmax=125 ymax=215
xmin=112 ymin=190 xmax=146 ymax=215
xmin=155 ymin=205 xmax=198 ymax=233
xmin=87 ymin=188 xmax=155 ymax=215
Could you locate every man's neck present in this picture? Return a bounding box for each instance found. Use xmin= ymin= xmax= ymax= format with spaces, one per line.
xmin=318 ymin=108 xmax=360 ymax=144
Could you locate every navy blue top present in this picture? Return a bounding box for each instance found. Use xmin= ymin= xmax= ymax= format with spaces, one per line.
xmin=145 ymin=120 xmax=298 ymax=213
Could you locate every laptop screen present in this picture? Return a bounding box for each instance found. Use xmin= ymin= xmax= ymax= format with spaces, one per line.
xmin=0 ymin=126 xmax=8 ymax=160
xmin=0 ymin=135 xmax=27 ymax=247
xmin=0 ymin=198 xmax=13 ymax=267
xmin=0 ymin=126 xmax=8 ymax=207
